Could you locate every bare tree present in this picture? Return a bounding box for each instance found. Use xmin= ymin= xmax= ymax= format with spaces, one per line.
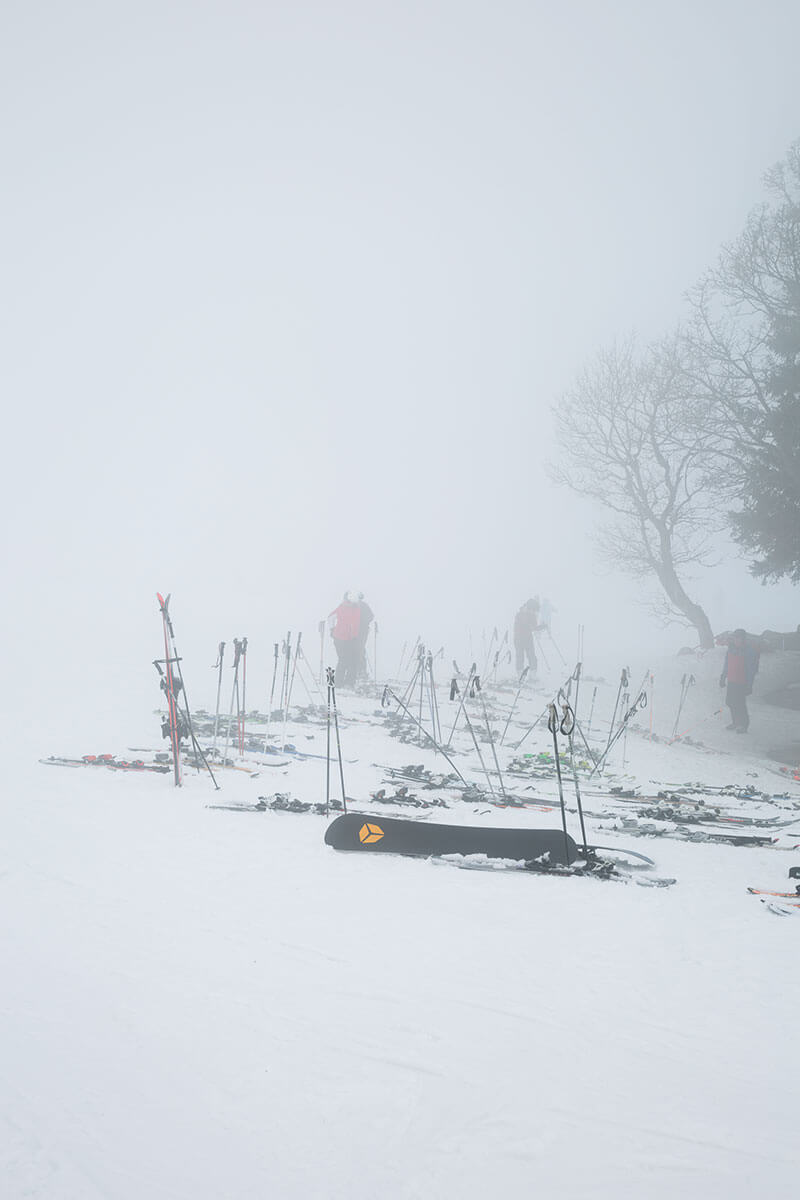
xmin=685 ymin=140 xmax=800 ymax=581
xmin=552 ymin=337 xmax=718 ymax=648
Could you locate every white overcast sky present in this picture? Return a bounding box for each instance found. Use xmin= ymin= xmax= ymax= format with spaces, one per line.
xmin=2 ymin=0 xmax=798 ymax=725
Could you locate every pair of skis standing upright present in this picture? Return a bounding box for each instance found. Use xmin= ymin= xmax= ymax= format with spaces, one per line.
xmin=155 ymin=593 xmax=218 ymax=790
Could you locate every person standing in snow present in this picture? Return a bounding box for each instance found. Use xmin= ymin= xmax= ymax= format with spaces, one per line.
xmin=513 ymin=598 xmax=541 ymax=675
xmin=719 ymin=628 xmax=760 ymax=733
xmin=539 ymin=597 xmax=555 ymax=632
xmin=328 ymin=592 xmax=362 ymax=688
xmin=356 ymin=592 xmax=375 ymax=681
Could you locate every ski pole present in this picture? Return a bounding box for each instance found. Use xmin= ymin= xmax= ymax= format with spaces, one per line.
xmin=633 ymin=667 xmax=650 ymax=704
xmin=328 ymin=668 xmax=347 ymax=814
xmin=445 ymin=662 xmax=476 ymax=748
xmin=155 ymin=594 xmax=182 ymax=786
xmin=223 ymin=638 xmax=242 ymax=765
xmin=534 ymin=631 xmax=551 ymax=672
xmin=318 ymin=620 xmax=325 ymax=685
xmin=589 ymin=690 xmax=647 ymax=776
xmin=513 ymin=667 xmax=575 ymax=748
xmin=397 ymin=648 xmax=423 ymax=715
xmin=291 ymin=653 xmax=317 ymax=705
xmin=512 ymin=664 xmax=572 ymax=751
xmin=158 ymin=594 xmax=218 ymax=789
xmin=557 ymin=694 xmax=598 ymax=766
xmin=547 ymin=628 xmax=567 ymax=666
xmin=427 ymin=652 xmax=442 ymax=745
xmin=512 ymin=704 xmax=549 ymax=752
xmin=455 ymin=678 xmax=496 ymax=799
xmin=586 ymin=685 xmax=598 ymax=739
xmin=382 ymin=686 xmax=468 ymax=784
xmin=325 ymin=669 xmax=332 ymax=817
xmin=422 ymin=651 xmax=437 ymax=751
xmin=289 ymin=632 xmax=302 ymax=703
xmin=264 ymin=642 xmax=280 ymax=751
xmin=402 ymin=636 xmax=421 ymax=677
xmin=153 ymin=658 xmax=181 ymax=786
xmin=212 ymin=641 xmax=225 ymax=754
xmin=279 ymin=632 xmax=291 ymax=712
xmin=670 ymin=674 xmax=695 ymax=741
xmin=172 ymin=652 xmax=219 ymax=789
xmin=547 ymin=702 xmax=572 ymax=866
xmin=238 ymin=637 xmax=248 ymax=755
xmin=669 ymin=704 xmax=723 ymax=746
xmin=373 ymin=622 xmax=378 ymax=682
xmin=417 ymin=643 xmax=426 ymax=747
xmin=571 ymin=660 xmax=583 ymax=726
xmin=603 ymin=668 xmax=628 ymax=759
xmin=671 ymin=674 xmax=687 ymax=742
xmin=560 ymin=701 xmax=587 ymax=849
xmin=476 ymin=675 xmax=507 ymax=799
xmin=499 ymin=666 xmax=529 ymax=746
xmin=481 ymin=627 xmax=497 ymax=681
xmin=297 ymin=645 xmax=327 ymax=704
xmin=281 ymin=631 xmax=302 ymax=751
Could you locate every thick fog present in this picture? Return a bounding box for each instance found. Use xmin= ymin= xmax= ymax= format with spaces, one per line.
xmin=2 ymin=0 xmax=798 ymax=735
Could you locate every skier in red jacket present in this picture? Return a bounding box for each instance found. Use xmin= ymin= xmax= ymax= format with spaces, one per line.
xmin=328 ymin=592 xmax=362 ymax=687
xmin=719 ymin=628 xmax=760 ymax=733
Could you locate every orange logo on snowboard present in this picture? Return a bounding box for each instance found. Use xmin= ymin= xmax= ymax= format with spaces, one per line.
xmin=359 ymin=822 xmax=384 ymax=844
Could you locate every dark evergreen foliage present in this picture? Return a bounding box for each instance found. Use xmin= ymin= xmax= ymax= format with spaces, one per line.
xmin=689 ymin=140 xmax=800 ymax=584
xmin=730 ymin=373 xmax=800 ymax=583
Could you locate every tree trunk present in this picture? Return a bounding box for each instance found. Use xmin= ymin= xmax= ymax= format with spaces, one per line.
xmin=654 ymin=546 xmax=715 ymax=649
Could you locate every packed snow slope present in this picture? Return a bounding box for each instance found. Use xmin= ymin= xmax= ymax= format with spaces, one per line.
xmin=3 ymin=647 xmax=800 ymax=1199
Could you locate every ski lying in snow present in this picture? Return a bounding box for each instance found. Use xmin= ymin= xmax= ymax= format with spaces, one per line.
xmin=761 ymin=898 xmax=800 ymax=915
xmin=369 ymin=789 xmax=450 ymax=810
xmin=747 ymin=887 xmax=800 ymax=898
xmin=324 ymin=813 xmax=579 ymax=865
xmin=209 ymin=795 xmax=343 ymax=815
xmin=130 ymin=749 xmax=291 ymax=770
xmin=40 ymin=755 xmax=171 ymax=774
xmin=599 ymin=821 xmax=776 ymax=848
xmin=430 ymin=854 xmax=675 ymax=887
xmin=585 ymin=844 xmax=657 ymax=869
xmin=633 ymin=807 xmax=797 ymax=830
xmin=241 ymin=758 xmax=291 ymax=769
xmin=262 ymin=745 xmax=358 ymax=763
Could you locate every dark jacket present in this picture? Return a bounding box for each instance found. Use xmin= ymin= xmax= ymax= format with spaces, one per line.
xmin=357 ymin=601 xmax=374 ymax=644
xmin=513 ymin=605 xmax=540 ymax=646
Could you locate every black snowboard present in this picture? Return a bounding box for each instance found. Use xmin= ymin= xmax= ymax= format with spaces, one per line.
xmin=324 ymin=813 xmax=578 ymax=865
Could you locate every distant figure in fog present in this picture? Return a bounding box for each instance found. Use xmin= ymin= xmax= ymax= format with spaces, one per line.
xmin=513 ymin=598 xmax=541 ymax=675
xmin=356 ymin=592 xmax=375 ymax=680
xmin=719 ymin=628 xmax=760 ymax=733
xmin=328 ymin=592 xmax=361 ymax=688
xmin=539 ymin=596 xmax=555 ymax=632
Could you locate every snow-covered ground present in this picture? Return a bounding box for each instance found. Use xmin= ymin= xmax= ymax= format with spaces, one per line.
xmin=3 ymin=648 xmax=799 ymax=1199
